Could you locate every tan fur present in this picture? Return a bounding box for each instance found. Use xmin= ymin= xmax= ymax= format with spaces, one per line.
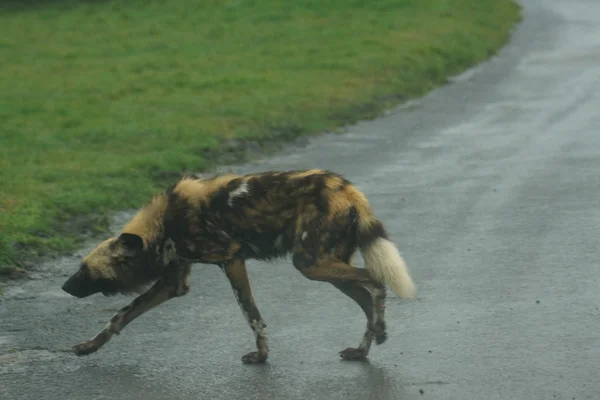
xmin=324 ymin=175 xmax=345 ymax=190
xmin=122 ymin=194 xmax=169 ymax=245
xmin=349 ymin=186 xmax=378 ymax=232
xmin=289 ymin=169 xmax=326 ymax=179
xmin=326 ymin=183 xmax=374 ymax=226
xmin=327 ymin=189 xmax=352 ymax=219
xmin=83 ymin=237 xmax=118 ymax=280
xmin=174 ymin=175 xmax=237 ymax=205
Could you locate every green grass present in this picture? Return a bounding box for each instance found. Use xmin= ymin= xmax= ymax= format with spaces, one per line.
xmin=0 ymin=0 xmax=520 ymax=276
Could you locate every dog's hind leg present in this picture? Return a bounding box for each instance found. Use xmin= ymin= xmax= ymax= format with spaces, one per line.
xmin=220 ymin=259 xmax=269 ymax=364
xmin=291 ymin=223 xmax=386 ymax=361
xmin=331 ymin=241 xmax=388 ymax=360
xmin=72 ymin=263 xmax=191 ymax=356
xmin=329 ymin=280 xmax=387 ymax=361
xmin=294 ymin=258 xmax=386 ymax=361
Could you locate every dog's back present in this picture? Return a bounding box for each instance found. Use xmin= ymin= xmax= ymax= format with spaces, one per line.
xmin=164 ymin=169 xmax=374 ymax=262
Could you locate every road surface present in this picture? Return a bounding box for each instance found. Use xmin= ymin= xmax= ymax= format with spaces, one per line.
xmin=1 ymin=0 xmax=599 ymax=399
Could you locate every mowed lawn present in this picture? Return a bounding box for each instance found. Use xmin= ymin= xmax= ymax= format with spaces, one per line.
xmin=0 ymin=0 xmax=520 ymax=275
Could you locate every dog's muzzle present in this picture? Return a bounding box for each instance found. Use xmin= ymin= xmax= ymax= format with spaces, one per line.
xmin=61 ymin=270 xmax=99 ymax=298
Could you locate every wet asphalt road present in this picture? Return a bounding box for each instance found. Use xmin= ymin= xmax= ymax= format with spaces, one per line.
xmin=2 ymin=0 xmax=600 ymax=399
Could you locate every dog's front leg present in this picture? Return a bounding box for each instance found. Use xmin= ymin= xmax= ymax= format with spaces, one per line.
xmin=220 ymin=259 xmax=269 ymax=364
xmin=72 ymin=264 xmax=191 ymax=356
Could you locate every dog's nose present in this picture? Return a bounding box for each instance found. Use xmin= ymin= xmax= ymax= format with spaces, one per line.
xmin=61 ymin=281 xmax=75 ymax=296
xmin=61 ymin=271 xmax=98 ymax=298
xmin=62 ymin=283 xmax=89 ymax=298
xmin=61 ymin=281 xmax=72 ymax=294
xmin=61 ymin=273 xmax=81 ymax=297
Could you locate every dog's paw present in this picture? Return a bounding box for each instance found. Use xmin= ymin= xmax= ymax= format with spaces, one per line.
xmin=241 ymin=351 xmax=268 ymax=364
xmin=72 ymin=340 xmax=101 ymax=356
xmin=374 ymin=330 xmax=387 ymax=345
xmin=339 ymin=347 xmax=368 ymax=361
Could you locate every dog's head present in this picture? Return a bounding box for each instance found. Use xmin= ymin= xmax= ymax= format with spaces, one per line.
xmin=61 ymin=233 xmax=146 ymax=298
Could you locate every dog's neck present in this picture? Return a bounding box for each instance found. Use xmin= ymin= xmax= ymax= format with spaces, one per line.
xmin=122 ymin=193 xmax=169 ymax=247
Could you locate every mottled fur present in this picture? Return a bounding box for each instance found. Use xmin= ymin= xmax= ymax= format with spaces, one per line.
xmin=62 ymin=169 xmax=416 ymax=363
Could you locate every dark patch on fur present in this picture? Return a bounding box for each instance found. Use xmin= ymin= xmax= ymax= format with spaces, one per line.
xmin=118 ymin=233 xmax=144 ymax=253
xmin=292 ymin=251 xmax=316 ymax=269
xmin=357 ymin=218 xmax=388 ymax=248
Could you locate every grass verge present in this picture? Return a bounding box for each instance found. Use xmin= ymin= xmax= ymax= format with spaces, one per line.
xmin=0 ymin=0 xmax=521 ymax=279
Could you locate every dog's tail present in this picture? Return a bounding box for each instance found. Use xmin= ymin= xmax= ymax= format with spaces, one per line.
xmin=354 ymin=197 xmax=416 ymax=299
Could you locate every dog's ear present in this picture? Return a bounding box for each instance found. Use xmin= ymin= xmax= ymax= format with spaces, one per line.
xmin=116 ymin=233 xmax=145 ymax=254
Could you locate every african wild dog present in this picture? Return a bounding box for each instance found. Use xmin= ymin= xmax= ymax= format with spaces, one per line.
xmin=61 ymin=169 xmax=416 ymax=363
